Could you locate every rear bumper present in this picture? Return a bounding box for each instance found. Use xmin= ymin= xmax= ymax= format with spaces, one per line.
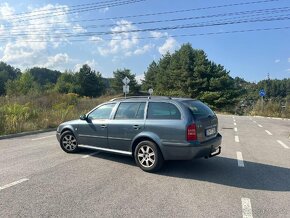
xmin=161 ymin=133 xmax=222 ymax=160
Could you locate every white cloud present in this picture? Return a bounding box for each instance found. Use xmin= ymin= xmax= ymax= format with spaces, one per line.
xmin=0 ymin=3 xmax=86 ymax=70
xmin=0 ymin=24 xmax=5 ymax=35
xmin=44 ymin=53 xmax=69 ymax=68
xmin=274 ymin=59 xmax=280 ymax=63
xmin=90 ymin=36 xmax=104 ymax=44
xmin=97 ymin=20 xmax=139 ymax=56
xmin=0 ymin=3 xmax=14 ymax=20
xmin=72 ymin=24 xmax=87 ymax=34
xmin=74 ymin=59 xmax=99 ymax=72
xmin=288 ymin=58 xmax=290 ymax=62
xmin=150 ymin=31 xmax=168 ymax=39
xmin=158 ymin=37 xmax=178 ymax=55
xmin=135 ymin=74 xmax=144 ymax=84
xmin=134 ymin=44 xmax=153 ymax=55
xmin=99 ymin=7 xmax=109 ymax=13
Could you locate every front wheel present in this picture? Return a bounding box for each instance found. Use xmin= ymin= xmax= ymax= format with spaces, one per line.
xmin=60 ymin=131 xmax=79 ymax=153
xmin=134 ymin=140 xmax=164 ymax=172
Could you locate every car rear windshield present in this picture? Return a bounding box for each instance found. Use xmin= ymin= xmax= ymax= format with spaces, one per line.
xmin=182 ymin=100 xmax=215 ymax=119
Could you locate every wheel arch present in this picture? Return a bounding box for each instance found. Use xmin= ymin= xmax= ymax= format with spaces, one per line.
xmin=131 ymin=132 xmax=163 ymax=157
xmin=60 ymin=126 xmax=76 ymax=136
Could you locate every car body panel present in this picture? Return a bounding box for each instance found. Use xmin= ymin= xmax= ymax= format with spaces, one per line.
xmin=56 ymin=96 xmax=222 ymax=161
xmin=107 ymin=119 xmax=145 ymax=151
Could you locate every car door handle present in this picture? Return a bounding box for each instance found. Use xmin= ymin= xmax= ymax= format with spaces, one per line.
xmin=100 ymin=124 xmax=107 ymax=128
xmin=133 ymin=125 xmax=140 ymax=130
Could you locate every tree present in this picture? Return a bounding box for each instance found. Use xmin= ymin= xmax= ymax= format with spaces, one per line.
xmin=0 ymin=62 xmax=21 ymax=95
xmin=5 ymin=71 xmax=40 ymax=96
xmin=112 ymin=69 xmax=140 ymax=94
xmin=141 ymin=43 xmax=241 ymax=110
xmin=28 ymin=67 xmax=61 ymax=86
xmin=75 ymin=64 xmax=105 ymax=97
xmin=55 ymin=71 xmax=78 ymax=94
xmin=142 ymin=61 xmax=158 ymax=91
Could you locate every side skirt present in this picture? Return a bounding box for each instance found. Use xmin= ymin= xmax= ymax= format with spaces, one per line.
xmin=78 ymin=145 xmax=132 ymax=156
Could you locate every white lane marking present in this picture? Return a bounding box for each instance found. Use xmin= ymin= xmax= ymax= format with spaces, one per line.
xmin=277 ymin=140 xmax=289 ymax=149
xmin=82 ymin=151 xmax=100 ymax=159
xmin=265 ymin=130 xmax=272 ymax=135
xmin=241 ymin=198 xmax=253 ymax=218
xmin=253 ymin=120 xmax=257 ymax=123
xmin=0 ymin=178 xmax=29 ymax=191
xmin=235 ymin=136 xmax=240 ymax=142
xmin=258 ymin=124 xmax=263 ymax=127
xmin=32 ymin=135 xmax=55 ymax=141
xmin=234 ymin=122 xmax=237 ymax=126
xmin=234 ymin=127 xmax=238 ymax=132
xmin=237 ymin=152 xmax=244 ymax=167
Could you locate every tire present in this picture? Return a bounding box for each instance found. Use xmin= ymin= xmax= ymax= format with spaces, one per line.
xmin=134 ymin=140 xmax=164 ymax=172
xmin=60 ymin=131 xmax=79 ymax=153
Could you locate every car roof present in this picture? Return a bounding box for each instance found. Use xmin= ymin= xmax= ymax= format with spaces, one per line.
xmin=109 ymin=96 xmax=197 ymax=103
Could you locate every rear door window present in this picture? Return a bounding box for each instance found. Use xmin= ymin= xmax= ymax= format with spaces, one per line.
xmin=114 ymin=102 xmax=146 ymax=119
xmin=147 ymin=102 xmax=181 ymax=120
xmin=182 ymin=100 xmax=215 ymax=119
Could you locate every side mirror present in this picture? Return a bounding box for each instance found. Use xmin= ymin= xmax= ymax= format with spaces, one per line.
xmin=80 ymin=114 xmax=87 ymax=120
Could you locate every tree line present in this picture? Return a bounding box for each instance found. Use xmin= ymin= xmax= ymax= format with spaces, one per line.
xmin=0 ymin=43 xmax=289 ymax=113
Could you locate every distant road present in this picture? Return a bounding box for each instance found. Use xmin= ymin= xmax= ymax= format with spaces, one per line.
xmin=0 ymin=115 xmax=289 ymax=218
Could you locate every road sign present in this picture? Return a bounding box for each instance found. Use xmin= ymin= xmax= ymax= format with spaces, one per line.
xmin=122 ymin=77 xmax=130 ymax=85
xmin=148 ymin=88 xmax=153 ymax=95
xmin=259 ymin=89 xmax=266 ymax=97
xmin=123 ymin=85 xmax=129 ymax=94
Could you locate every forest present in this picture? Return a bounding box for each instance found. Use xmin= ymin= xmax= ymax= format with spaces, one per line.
xmin=0 ymin=43 xmax=289 ymax=135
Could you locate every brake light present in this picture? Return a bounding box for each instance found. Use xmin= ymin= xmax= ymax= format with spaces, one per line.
xmin=187 ymin=124 xmax=197 ymax=141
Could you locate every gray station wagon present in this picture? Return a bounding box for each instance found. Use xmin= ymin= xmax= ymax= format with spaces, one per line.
xmin=56 ymin=96 xmax=222 ymax=172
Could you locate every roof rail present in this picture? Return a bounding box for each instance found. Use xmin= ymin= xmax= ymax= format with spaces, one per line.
xmin=109 ymin=96 xmax=172 ymax=101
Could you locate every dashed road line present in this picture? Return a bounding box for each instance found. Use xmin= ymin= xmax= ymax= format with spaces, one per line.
xmin=277 ymin=140 xmax=289 ymax=149
xmin=0 ymin=178 xmax=29 ymax=191
xmin=241 ymin=198 xmax=253 ymax=218
xmin=235 ymin=135 xmax=240 ymax=142
xmin=265 ymin=130 xmax=272 ymax=135
xmin=32 ymin=135 xmax=55 ymax=141
xmin=234 ymin=127 xmax=238 ymax=132
xmin=82 ymin=151 xmax=100 ymax=159
xmin=237 ymin=152 xmax=244 ymax=167
xmin=257 ymin=124 xmax=263 ymax=128
xmin=234 ymin=122 xmax=237 ymax=126
xmin=253 ymin=121 xmax=257 ymax=124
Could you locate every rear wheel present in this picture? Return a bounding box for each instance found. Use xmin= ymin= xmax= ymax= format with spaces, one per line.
xmin=134 ymin=140 xmax=164 ymax=172
xmin=60 ymin=131 xmax=79 ymax=153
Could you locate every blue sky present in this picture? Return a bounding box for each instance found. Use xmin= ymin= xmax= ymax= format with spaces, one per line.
xmin=0 ymin=0 xmax=289 ymax=82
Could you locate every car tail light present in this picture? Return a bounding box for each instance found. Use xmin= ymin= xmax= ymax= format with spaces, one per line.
xmin=187 ymin=124 xmax=197 ymax=141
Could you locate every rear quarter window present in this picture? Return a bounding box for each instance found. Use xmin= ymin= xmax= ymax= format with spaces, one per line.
xmin=147 ymin=102 xmax=181 ymax=120
xmin=182 ymin=100 xmax=215 ymax=119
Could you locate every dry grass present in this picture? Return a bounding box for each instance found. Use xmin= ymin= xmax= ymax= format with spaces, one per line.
xmin=0 ymin=93 xmax=119 ymax=135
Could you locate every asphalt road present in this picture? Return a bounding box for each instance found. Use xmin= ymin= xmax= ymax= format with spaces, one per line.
xmin=0 ymin=115 xmax=289 ymax=218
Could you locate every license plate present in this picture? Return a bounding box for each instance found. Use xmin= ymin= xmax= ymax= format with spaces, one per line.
xmin=206 ymin=127 xmax=216 ymax=136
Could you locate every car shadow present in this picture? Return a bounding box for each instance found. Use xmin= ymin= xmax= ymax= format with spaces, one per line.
xmin=85 ymin=150 xmax=290 ymax=192
xmin=160 ymin=156 xmax=290 ymax=192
